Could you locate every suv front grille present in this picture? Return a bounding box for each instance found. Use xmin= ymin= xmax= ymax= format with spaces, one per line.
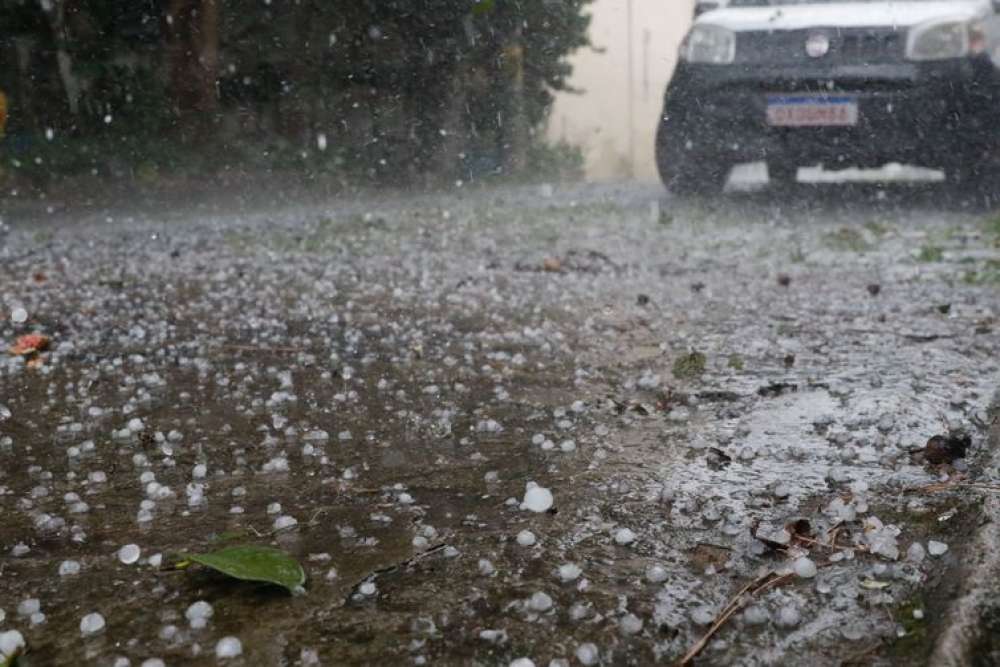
xmin=736 ymin=29 xmax=903 ymax=66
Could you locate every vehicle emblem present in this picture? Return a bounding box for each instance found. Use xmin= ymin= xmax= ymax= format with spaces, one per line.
xmin=806 ymin=33 xmax=830 ymax=58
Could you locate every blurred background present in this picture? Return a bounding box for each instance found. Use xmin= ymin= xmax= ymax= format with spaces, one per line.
xmin=550 ymin=0 xmax=692 ymax=181
xmin=0 ymin=0 xmax=693 ymax=201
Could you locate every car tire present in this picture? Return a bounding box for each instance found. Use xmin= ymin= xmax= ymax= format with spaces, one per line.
xmin=655 ymin=120 xmax=730 ymax=196
xmin=768 ymin=162 xmax=799 ymax=187
xmin=948 ymin=164 xmax=1000 ymax=203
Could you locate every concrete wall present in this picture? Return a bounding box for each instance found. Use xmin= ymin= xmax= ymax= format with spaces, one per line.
xmin=548 ymin=0 xmax=694 ymax=182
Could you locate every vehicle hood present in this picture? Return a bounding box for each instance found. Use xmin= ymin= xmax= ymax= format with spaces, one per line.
xmin=698 ymin=0 xmax=990 ymax=31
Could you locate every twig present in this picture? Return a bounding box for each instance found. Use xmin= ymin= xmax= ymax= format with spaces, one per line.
xmin=905 ymin=480 xmax=1000 ymax=494
xmin=345 ymin=543 xmax=450 ymax=604
xmin=675 ymin=571 xmax=793 ymax=666
xmin=842 ymin=639 xmax=885 ymax=665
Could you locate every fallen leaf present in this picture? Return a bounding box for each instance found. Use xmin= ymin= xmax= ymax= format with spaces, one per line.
xmin=860 ymin=578 xmax=891 ymax=590
xmin=542 ymin=257 xmax=562 ymax=272
xmin=9 ymin=334 xmax=50 ymax=356
xmin=923 ymin=430 xmax=971 ymax=465
xmin=182 ymin=545 xmax=306 ymax=593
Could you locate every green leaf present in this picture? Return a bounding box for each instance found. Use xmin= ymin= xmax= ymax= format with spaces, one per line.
xmin=183 ymin=546 xmax=306 ymax=593
xmin=471 ymin=0 xmax=495 ymax=16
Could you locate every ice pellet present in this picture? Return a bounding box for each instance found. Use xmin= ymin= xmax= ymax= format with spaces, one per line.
xmin=614 ymin=528 xmax=637 ymax=545
xmin=0 ymin=630 xmax=26 ymax=658
xmin=928 ymin=540 xmax=949 ymax=556
xmin=516 ymin=530 xmax=537 ymax=547
xmin=59 ymin=560 xmax=81 ymax=576
xmin=118 ymin=544 xmax=141 ymax=564
xmin=273 ymin=515 xmax=298 ymax=530
xmin=520 ymin=483 xmax=553 ymax=513
xmin=185 ymin=600 xmax=214 ymax=629
xmin=215 ymin=636 xmax=243 ymax=658
xmin=80 ymin=612 xmax=106 ymax=636
xmin=575 ymin=643 xmax=599 ymax=666
xmin=528 ymin=591 xmax=553 ymax=612
xmin=793 ymin=557 xmax=817 ymax=578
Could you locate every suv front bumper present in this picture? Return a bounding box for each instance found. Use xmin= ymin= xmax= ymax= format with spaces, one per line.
xmin=662 ymin=57 xmax=1000 ymax=169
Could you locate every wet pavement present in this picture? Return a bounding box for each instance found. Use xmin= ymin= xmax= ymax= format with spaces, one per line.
xmin=2 ymin=179 xmax=1000 ymax=666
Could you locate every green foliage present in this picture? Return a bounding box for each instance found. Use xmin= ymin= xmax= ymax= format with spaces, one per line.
xmin=824 ymin=227 xmax=873 ymax=253
xmin=673 ymin=351 xmax=707 ymax=380
xmin=182 ymin=545 xmax=306 ymax=592
xmin=0 ymin=0 xmax=593 ymax=187
xmin=917 ymin=245 xmax=944 ymax=262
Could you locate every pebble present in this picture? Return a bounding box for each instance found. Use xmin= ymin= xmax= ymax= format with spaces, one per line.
xmin=10 ymin=307 xmax=28 ymax=324
xmin=80 ymin=612 xmax=106 ymax=636
xmin=216 ymin=636 xmax=243 ymax=658
xmin=645 ymin=564 xmax=669 ymax=583
xmin=510 ymin=660 xmax=536 ymax=667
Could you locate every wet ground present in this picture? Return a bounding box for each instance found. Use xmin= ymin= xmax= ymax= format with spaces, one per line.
xmin=2 ymin=177 xmax=1000 ymax=666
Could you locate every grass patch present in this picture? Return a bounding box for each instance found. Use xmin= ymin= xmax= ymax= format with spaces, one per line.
xmin=824 ymin=227 xmax=873 ymax=253
xmin=672 ymin=351 xmax=707 ymax=380
xmin=962 ymin=259 xmax=1000 ymax=285
xmin=886 ymin=596 xmax=929 ymax=660
xmin=863 ymin=219 xmax=891 ymax=238
xmin=983 ymin=214 xmax=1000 ymax=243
xmin=917 ymin=245 xmax=944 ymax=263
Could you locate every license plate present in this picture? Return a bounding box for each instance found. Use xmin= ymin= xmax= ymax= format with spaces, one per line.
xmin=766 ymin=95 xmax=859 ymax=127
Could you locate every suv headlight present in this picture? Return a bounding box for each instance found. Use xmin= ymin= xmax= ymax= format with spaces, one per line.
xmin=681 ymin=24 xmax=735 ymax=64
xmin=906 ymin=18 xmax=985 ymax=61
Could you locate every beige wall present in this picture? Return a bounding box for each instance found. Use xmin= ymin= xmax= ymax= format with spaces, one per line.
xmin=548 ymin=0 xmax=694 ymax=182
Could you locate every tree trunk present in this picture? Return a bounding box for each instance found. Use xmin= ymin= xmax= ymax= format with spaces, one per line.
xmin=165 ymin=0 xmax=219 ymax=134
xmin=503 ymin=28 xmax=528 ymax=176
xmin=39 ymin=0 xmax=81 ymax=116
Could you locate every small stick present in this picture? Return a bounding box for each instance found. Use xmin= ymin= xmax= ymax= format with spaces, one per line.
xmin=675 ymin=571 xmax=789 ymax=666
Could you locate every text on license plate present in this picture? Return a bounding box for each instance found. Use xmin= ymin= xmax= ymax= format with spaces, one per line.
xmin=766 ymin=95 xmax=859 ymax=127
